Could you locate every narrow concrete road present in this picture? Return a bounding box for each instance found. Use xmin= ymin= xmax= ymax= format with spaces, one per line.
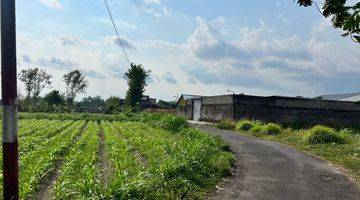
xmin=195 ymin=125 xmax=360 ymax=200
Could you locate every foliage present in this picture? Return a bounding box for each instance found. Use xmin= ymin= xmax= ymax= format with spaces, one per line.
xmin=44 ymin=90 xmax=64 ymax=106
xmin=236 ymin=119 xmax=254 ymax=131
xmin=105 ymin=121 xmax=235 ymax=198
xmin=105 ymin=96 xmax=124 ymax=114
xmin=296 ymin=0 xmax=360 ymax=43
xmin=18 ymin=67 xmax=52 ymax=102
xmin=250 ymin=122 xmax=265 ymax=134
xmin=303 ymin=125 xmax=345 ymax=144
xmin=77 ymin=96 xmax=105 ymax=107
xmin=124 ymin=63 xmax=151 ymax=111
xmin=54 ymin=122 xmax=101 ymax=199
xmin=215 ymin=119 xmax=236 ymax=130
xmin=157 ymin=115 xmax=188 ymax=132
xmin=63 ymin=68 xmax=88 ymax=107
xmin=263 ymin=123 xmax=282 ymax=135
xmin=0 ymin=114 xmax=235 ymax=198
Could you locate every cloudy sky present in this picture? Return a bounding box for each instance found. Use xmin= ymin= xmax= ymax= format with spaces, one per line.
xmin=11 ymin=0 xmax=360 ymax=101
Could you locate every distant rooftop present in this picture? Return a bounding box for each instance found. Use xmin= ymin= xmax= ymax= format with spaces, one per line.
xmin=181 ymin=94 xmax=204 ymax=100
xmin=319 ymin=93 xmax=360 ymax=102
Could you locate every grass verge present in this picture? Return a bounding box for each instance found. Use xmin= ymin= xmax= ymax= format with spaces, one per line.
xmin=217 ymin=119 xmax=360 ymax=184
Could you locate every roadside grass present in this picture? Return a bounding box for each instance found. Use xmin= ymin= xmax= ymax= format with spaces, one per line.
xmin=215 ymin=119 xmax=236 ymax=130
xmin=216 ymin=119 xmax=360 ymax=184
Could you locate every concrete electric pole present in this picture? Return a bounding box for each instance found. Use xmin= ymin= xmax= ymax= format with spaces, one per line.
xmin=1 ymin=0 xmax=19 ymax=199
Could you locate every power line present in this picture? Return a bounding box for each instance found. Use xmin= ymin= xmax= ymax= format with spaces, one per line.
xmin=103 ymin=0 xmax=132 ymax=66
xmin=316 ymin=60 xmax=319 ymax=97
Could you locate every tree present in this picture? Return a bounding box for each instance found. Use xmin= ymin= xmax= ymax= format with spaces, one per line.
xmin=44 ymin=90 xmax=64 ymax=106
xmin=63 ymin=69 xmax=88 ymax=106
xmin=19 ymin=68 xmax=52 ymax=101
xmin=105 ymin=96 xmax=123 ymax=114
xmin=124 ymin=63 xmax=151 ymax=111
xmin=78 ymin=96 xmax=105 ymax=107
xmin=296 ymin=0 xmax=360 ymax=43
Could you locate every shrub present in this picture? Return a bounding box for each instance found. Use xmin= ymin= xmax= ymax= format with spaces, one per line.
xmin=236 ymin=120 xmax=254 ymax=131
xmin=215 ymin=119 xmax=235 ymax=130
xmin=250 ymin=122 xmax=264 ymax=133
xmin=339 ymin=128 xmax=353 ymax=143
xmin=263 ymin=123 xmax=282 ymax=135
xmin=303 ymin=125 xmax=345 ymax=144
xmin=158 ymin=115 xmax=188 ymax=132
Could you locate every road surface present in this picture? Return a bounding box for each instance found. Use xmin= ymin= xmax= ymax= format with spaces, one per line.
xmin=195 ymin=124 xmax=360 ymax=200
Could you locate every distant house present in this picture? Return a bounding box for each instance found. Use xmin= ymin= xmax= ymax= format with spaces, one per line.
xmin=176 ymin=94 xmax=204 ymax=120
xmin=157 ymin=100 xmax=175 ymax=109
xmin=141 ymin=95 xmax=158 ymax=110
xmin=319 ymin=93 xmax=360 ymax=102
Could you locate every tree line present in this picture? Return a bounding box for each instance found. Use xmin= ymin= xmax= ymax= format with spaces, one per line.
xmin=17 ymin=63 xmax=170 ymax=114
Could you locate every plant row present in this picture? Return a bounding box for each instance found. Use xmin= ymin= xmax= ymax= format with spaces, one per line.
xmin=107 ymin=121 xmax=234 ymax=199
xmin=0 ymin=120 xmax=85 ymax=198
xmin=53 ymin=121 xmax=101 ymax=199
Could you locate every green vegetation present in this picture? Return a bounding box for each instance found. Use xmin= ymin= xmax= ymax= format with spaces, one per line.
xmin=236 ymin=119 xmax=254 ymax=131
xmin=54 ymin=122 xmax=101 ymax=199
xmin=216 ymin=119 xmax=360 ymax=184
xmin=262 ymin=123 xmax=282 ymax=135
xmin=124 ymin=63 xmax=151 ymax=111
xmin=296 ymin=0 xmax=360 ymax=43
xmin=303 ymin=125 xmax=345 ymax=144
xmin=215 ymin=119 xmax=236 ymax=130
xmin=0 ymin=113 xmax=234 ymax=199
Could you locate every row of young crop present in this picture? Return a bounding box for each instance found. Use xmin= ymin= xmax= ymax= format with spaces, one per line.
xmin=0 ymin=114 xmax=235 ymax=199
xmin=103 ymin=121 xmax=234 ymax=199
xmin=53 ymin=121 xmax=101 ymax=199
xmin=0 ymin=119 xmax=85 ymax=198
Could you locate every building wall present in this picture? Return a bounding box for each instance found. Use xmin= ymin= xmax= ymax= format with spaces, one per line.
xmin=201 ymin=95 xmax=234 ymax=122
xmin=177 ymin=94 xmax=360 ymax=127
xmin=233 ymin=95 xmax=360 ymax=127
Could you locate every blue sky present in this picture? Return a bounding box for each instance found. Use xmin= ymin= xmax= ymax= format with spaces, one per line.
xmin=11 ymin=0 xmax=360 ymax=101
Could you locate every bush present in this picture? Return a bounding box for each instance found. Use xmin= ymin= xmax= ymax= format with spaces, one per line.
xmin=263 ymin=123 xmax=282 ymax=135
xmin=339 ymin=128 xmax=352 ymax=143
xmin=158 ymin=115 xmax=188 ymax=132
xmin=215 ymin=119 xmax=235 ymax=130
xmin=236 ymin=120 xmax=254 ymax=131
xmin=303 ymin=125 xmax=345 ymax=144
xmin=250 ymin=122 xmax=264 ymax=133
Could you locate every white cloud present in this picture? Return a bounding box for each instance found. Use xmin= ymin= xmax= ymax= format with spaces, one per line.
xmin=37 ymin=0 xmax=64 ymax=9
xmin=103 ymin=36 xmax=136 ymax=49
xmin=143 ymin=0 xmax=161 ymax=4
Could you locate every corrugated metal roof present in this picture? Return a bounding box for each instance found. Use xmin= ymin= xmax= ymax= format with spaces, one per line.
xmin=182 ymin=94 xmax=204 ymax=100
xmin=320 ymin=93 xmax=360 ymax=102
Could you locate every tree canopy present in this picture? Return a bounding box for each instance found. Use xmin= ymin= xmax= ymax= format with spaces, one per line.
xmin=296 ymin=0 xmax=360 ymax=43
xmin=124 ymin=63 xmax=151 ymax=111
xmin=44 ymin=90 xmax=64 ymax=106
xmin=19 ymin=68 xmax=52 ymax=100
xmin=63 ymin=69 xmax=88 ymax=105
xmin=105 ymin=96 xmax=124 ymax=114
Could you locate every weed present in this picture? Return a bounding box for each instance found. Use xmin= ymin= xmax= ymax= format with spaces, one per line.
xmin=236 ymin=120 xmax=254 ymax=131
xmin=263 ymin=123 xmax=282 ymax=135
xmin=303 ymin=125 xmax=345 ymax=144
xmin=216 ymin=119 xmax=236 ymax=130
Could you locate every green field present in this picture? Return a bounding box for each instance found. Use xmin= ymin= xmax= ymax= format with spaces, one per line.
xmin=0 ymin=113 xmax=234 ymax=199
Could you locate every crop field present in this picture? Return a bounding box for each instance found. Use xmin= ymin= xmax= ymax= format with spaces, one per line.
xmin=0 ymin=114 xmax=234 ymax=199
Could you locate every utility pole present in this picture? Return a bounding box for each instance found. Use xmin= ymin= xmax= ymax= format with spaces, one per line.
xmin=1 ymin=0 xmax=19 ymax=199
